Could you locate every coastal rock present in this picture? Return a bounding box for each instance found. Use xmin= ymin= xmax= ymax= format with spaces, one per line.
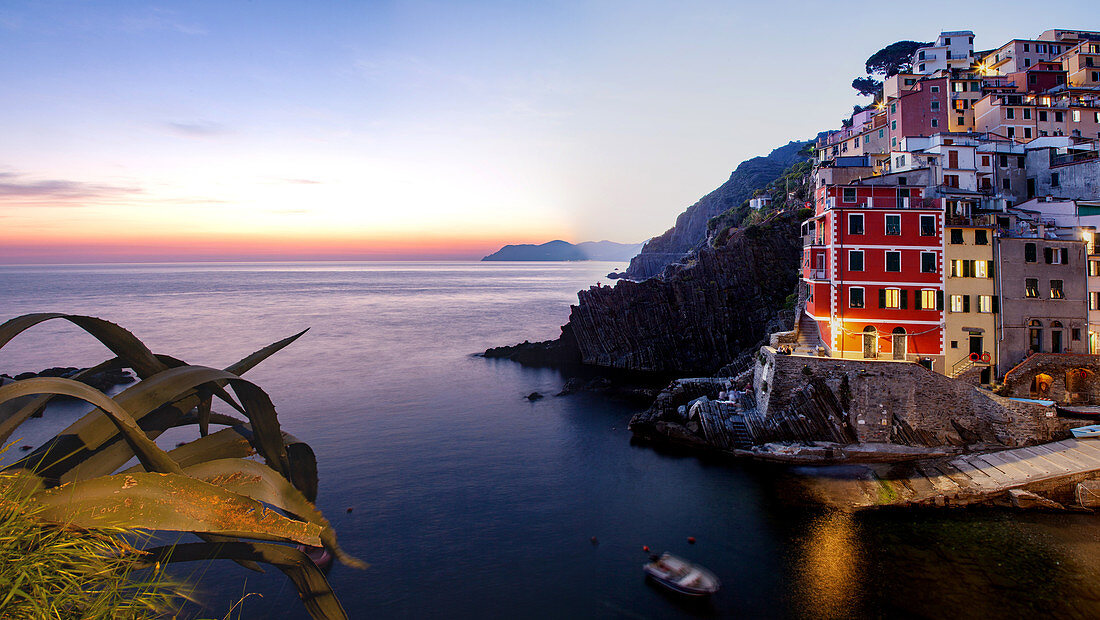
xmin=4 ymin=367 xmax=136 ymax=393
xmin=566 ymin=211 xmax=802 ymax=375
xmin=526 ymin=392 xmax=544 ymax=401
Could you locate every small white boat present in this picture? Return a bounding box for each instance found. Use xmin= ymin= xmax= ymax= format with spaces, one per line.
xmin=643 ymin=552 xmax=720 ymax=597
xmin=1071 ymin=425 xmax=1100 ymax=439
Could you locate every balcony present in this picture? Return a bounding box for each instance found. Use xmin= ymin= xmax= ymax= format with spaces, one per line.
xmin=802 ymin=234 xmax=826 ymax=247
xmin=822 ymin=196 xmax=937 ymax=210
xmin=806 ymin=269 xmax=828 ymax=280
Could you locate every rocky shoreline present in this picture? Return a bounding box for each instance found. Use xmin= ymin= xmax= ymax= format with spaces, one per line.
xmin=0 ymin=366 xmax=135 ymax=393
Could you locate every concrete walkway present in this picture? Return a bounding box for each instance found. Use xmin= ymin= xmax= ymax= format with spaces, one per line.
xmin=802 ymin=437 xmax=1100 ymax=509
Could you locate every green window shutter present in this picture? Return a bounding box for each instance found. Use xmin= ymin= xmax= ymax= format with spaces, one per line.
xmin=900 ymin=289 xmax=908 ymax=309
xmin=963 ymin=295 xmax=971 ymax=312
xmin=1062 ymin=247 xmax=1069 ymax=264
xmin=963 ymin=260 xmax=972 ymax=277
xmin=937 ymin=290 xmax=944 ymax=310
xmin=1044 ymin=247 xmax=1054 ymax=264
xmin=914 ymin=291 xmax=922 ymax=310
xmin=987 ymin=260 xmax=994 ymax=278
xmin=879 ymin=289 xmax=887 ymax=308
xmin=992 ymin=295 xmax=1000 ymax=313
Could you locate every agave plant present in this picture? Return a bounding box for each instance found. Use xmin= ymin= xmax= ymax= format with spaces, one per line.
xmin=0 ymin=313 xmax=364 ymax=619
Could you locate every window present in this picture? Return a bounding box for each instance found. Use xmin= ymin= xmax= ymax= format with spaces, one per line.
xmin=950 ymin=259 xmax=963 ymax=277
xmin=1045 ymin=247 xmax=1068 ymax=264
xmin=1024 ymin=108 xmax=1032 ymax=120
xmin=954 ymin=82 xmax=965 ymax=92
xmin=931 ymin=119 xmax=939 ymax=128
xmin=950 ymin=229 xmax=964 ymax=244
xmin=1003 ymin=178 xmax=1011 ymax=190
xmin=1017 ymin=156 xmax=1024 ymax=168
xmin=1056 ymin=111 xmax=1064 ymax=123
xmin=950 ymin=294 xmax=965 ymax=312
xmin=920 ymin=289 xmax=937 ymax=309
xmin=921 ymin=252 xmax=936 ymax=273
xmin=890 ymin=103 xmax=897 ymax=114
xmin=975 ymin=229 xmax=988 ymax=245
xmin=843 ymin=188 xmax=856 ymax=203
xmin=848 ymin=213 xmax=864 ymax=235
xmin=886 ymin=251 xmax=901 ymax=272
xmin=849 ymin=250 xmax=864 ymax=271
xmin=1090 ymin=259 xmax=1100 ymax=277
xmin=1026 ymin=278 xmax=1039 ymax=297
xmin=999 ymin=154 xmax=1009 ymax=167
xmin=850 ymin=287 xmax=865 ymax=308
xmin=1023 ymin=43 xmax=1030 ymax=52
xmin=1025 ymin=242 xmax=1036 ymax=262
xmin=920 ymin=215 xmax=935 ymax=236
xmin=1092 ymin=291 xmax=1100 ymax=310
xmin=931 ymin=85 xmax=940 ymax=93
xmin=1074 ymin=110 xmax=1082 ymax=122
xmin=1052 ymin=172 xmax=1060 ymax=187
xmin=886 ymin=214 xmax=901 ymax=236
xmin=1051 ymin=280 xmax=1065 ymax=299
xmin=1007 ymin=108 xmax=1015 ymax=120
xmin=1024 ymin=128 xmax=1032 ymax=139
xmin=951 ymin=340 xmax=959 ymax=349
xmin=931 ymin=100 xmax=940 ymax=110
xmin=979 ymin=295 xmax=993 ymax=313
xmin=1008 ymin=127 xmax=1015 ymax=139
xmin=883 ymin=288 xmax=901 ymax=309
xmin=891 ymin=120 xmax=897 ymax=130
xmin=982 ymin=155 xmax=990 ymax=167
xmin=878 ymin=128 xmax=885 ymax=138
xmin=1074 ymin=328 xmax=1081 ymax=341
xmin=1040 ymin=110 xmax=1048 ymax=122
xmin=974 ymin=260 xmax=988 ymax=278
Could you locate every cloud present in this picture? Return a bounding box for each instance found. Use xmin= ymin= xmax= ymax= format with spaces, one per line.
xmin=0 ymin=172 xmax=141 ymax=202
xmin=283 ymin=178 xmax=322 ymax=185
xmin=164 ymin=120 xmax=230 ymax=138
xmin=268 ymin=208 xmax=309 ymax=214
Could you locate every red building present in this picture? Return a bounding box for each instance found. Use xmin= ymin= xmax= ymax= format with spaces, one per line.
xmin=886 ymin=76 xmax=950 ymax=150
xmin=1007 ymin=61 xmax=1067 ymax=94
xmin=802 ymin=183 xmax=946 ymax=371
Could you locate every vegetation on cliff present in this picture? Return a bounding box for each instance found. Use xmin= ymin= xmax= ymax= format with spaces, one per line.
xmin=620 ymin=139 xmax=813 ymax=280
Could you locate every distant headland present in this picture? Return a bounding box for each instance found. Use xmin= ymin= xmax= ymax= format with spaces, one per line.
xmin=481 ymin=239 xmax=642 ymax=261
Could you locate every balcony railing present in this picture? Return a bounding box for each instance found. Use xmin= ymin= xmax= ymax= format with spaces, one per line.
xmin=806 ymin=269 xmax=827 ymax=280
xmin=802 ymin=234 xmax=826 ymax=247
xmin=822 ymin=196 xmax=937 ymax=210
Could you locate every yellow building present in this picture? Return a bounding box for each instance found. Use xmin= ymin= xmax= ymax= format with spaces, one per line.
xmin=944 ymin=214 xmax=999 ymax=383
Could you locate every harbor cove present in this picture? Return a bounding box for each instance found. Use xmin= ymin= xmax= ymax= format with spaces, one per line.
xmin=6 ymin=4 xmax=1100 ymax=618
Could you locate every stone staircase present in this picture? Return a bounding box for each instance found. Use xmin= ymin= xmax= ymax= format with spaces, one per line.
xmin=793 ymin=312 xmax=824 ymax=355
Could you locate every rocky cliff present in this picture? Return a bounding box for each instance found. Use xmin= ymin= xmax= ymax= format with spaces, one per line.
xmin=564 ymin=210 xmax=803 ymax=374
xmin=620 ymin=140 xmax=811 ymax=281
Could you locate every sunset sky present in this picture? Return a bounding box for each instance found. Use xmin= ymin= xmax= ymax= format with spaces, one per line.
xmin=1 ymin=1 xmax=1093 ymax=262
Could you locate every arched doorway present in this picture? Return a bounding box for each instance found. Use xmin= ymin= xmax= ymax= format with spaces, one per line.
xmin=1029 ymin=320 xmax=1043 ymax=354
xmin=891 ymin=327 xmax=907 ymax=360
xmin=1066 ymin=368 xmax=1095 ymax=403
xmin=1051 ymin=321 xmax=1064 ymax=353
xmin=862 ymin=326 xmax=878 ymax=359
xmin=1031 ymin=373 xmax=1054 ymax=399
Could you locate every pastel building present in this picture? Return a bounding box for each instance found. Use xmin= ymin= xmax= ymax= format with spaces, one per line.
xmin=912 ymin=31 xmax=975 ymax=75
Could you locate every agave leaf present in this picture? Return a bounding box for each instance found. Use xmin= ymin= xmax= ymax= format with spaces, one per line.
xmin=0 ymin=313 xmax=166 ymax=378
xmin=285 ymin=433 xmax=319 ymax=504
xmin=225 ymin=328 xmax=309 ymax=377
xmin=0 ymin=357 xmax=127 ymax=446
xmin=30 ymin=472 xmax=323 ymax=546
xmin=197 ymin=392 xmax=213 ymax=437
xmin=136 ymin=541 xmax=346 ymax=620
xmin=0 ymin=378 xmax=182 ymax=475
xmin=182 ymin=458 xmax=365 ymax=569
xmin=120 ymin=426 xmax=257 ymax=475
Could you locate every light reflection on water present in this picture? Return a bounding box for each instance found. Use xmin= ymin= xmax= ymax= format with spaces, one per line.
xmin=3 ymin=262 xmax=1100 ymax=618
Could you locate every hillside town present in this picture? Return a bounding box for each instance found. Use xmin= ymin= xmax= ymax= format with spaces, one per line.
xmin=802 ymin=27 xmax=1100 ymax=397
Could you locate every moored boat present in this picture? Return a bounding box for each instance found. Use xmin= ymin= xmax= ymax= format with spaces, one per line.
xmin=1071 ymin=424 xmax=1100 ymax=439
xmin=642 ymin=552 xmax=719 ymax=597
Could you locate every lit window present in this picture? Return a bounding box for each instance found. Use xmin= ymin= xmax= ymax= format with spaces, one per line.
xmin=974 ymin=261 xmax=988 ymax=278
xmin=951 ymin=259 xmax=963 ymax=277
xmin=979 ymin=295 xmax=993 ymax=313
xmin=1090 ymin=260 xmax=1100 ymax=277
xmin=1051 ymin=280 xmax=1065 ymax=299
xmin=1026 ymin=278 xmax=1039 ymax=298
xmin=884 ymin=289 xmax=901 ymax=309
xmin=921 ymin=290 xmax=937 ymax=309
xmin=950 ymin=294 xmax=965 ymax=312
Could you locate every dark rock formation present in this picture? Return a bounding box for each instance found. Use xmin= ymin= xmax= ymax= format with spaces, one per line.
xmin=3 ymin=367 xmax=135 ymax=392
xmin=566 ymin=211 xmax=803 ymax=375
xmin=480 ymin=327 xmax=582 ymax=367
xmin=621 ymin=140 xmax=811 ymax=281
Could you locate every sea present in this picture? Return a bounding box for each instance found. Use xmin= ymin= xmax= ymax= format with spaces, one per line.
xmin=2 ymin=261 xmax=1100 ymax=619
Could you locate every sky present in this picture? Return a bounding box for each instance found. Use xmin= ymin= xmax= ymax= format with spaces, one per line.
xmin=0 ymin=0 xmax=1096 ymax=262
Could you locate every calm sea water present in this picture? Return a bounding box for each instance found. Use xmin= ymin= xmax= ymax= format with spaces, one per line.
xmin=3 ymin=261 xmax=1100 ymax=619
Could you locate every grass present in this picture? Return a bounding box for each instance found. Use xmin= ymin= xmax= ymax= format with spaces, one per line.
xmin=0 ymin=470 xmax=191 ymax=620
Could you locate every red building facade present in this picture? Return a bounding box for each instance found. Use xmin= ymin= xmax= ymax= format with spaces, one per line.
xmin=803 ymin=184 xmax=946 ymax=371
xmin=887 ymin=76 xmax=950 ymax=150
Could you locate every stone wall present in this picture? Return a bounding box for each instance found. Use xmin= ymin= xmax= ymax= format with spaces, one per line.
xmin=997 ymin=352 xmax=1100 ymax=403
xmin=755 ymin=347 xmax=1071 ymax=447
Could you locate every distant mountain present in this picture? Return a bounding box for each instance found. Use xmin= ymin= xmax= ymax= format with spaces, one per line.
xmin=481 ymin=240 xmax=643 ymax=262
